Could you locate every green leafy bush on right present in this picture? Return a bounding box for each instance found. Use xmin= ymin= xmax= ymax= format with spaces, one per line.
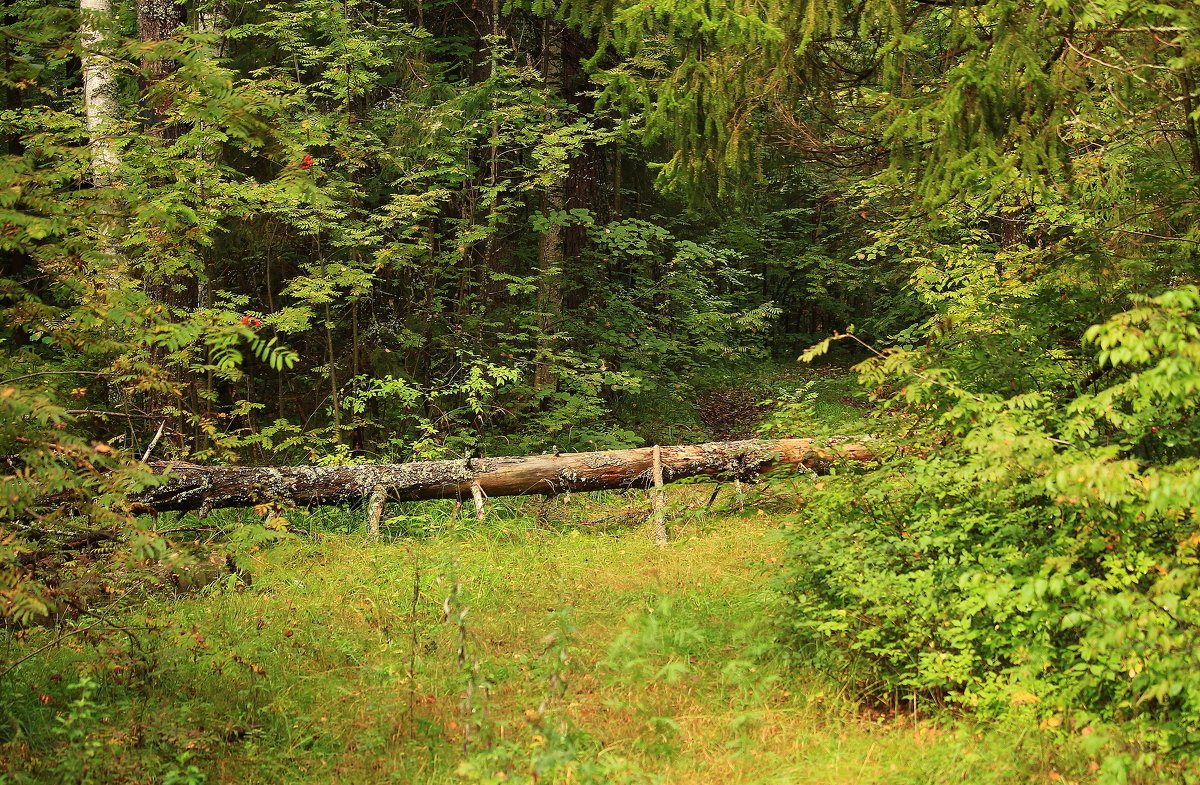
xmin=776 ymin=287 xmax=1200 ymax=780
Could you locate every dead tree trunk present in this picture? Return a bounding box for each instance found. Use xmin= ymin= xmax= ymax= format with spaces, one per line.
xmin=128 ymin=438 xmax=872 ymax=515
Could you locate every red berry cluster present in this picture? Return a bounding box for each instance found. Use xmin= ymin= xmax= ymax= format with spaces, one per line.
xmin=240 ymin=315 xmax=262 ymax=328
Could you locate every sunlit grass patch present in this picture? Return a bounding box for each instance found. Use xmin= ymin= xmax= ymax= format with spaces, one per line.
xmin=2 ymin=503 xmax=1096 ymax=784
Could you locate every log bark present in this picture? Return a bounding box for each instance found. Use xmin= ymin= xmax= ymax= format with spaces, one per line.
xmin=128 ymin=438 xmax=872 ymax=515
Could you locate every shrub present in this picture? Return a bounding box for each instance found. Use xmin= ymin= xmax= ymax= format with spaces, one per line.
xmin=776 ymin=287 xmax=1200 ymax=781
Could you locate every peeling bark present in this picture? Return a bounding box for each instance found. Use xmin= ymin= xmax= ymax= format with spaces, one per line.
xmin=128 ymin=438 xmax=873 ymax=514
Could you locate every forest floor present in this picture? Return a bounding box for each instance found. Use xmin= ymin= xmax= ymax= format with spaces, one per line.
xmin=3 ymin=494 xmax=1075 ymax=785
xmin=2 ymin=369 xmax=1085 ymax=784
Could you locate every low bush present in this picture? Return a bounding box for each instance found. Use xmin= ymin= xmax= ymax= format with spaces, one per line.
xmin=776 ymin=287 xmax=1200 ymax=782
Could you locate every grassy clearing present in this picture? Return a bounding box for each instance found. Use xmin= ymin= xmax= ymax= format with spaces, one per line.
xmin=2 ymin=488 xmax=1086 ymax=784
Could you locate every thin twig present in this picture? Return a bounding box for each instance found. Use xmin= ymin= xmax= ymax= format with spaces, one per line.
xmin=984 ymin=210 xmax=1200 ymax=247
xmin=141 ymin=420 xmax=167 ymax=462
xmin=65 ymin=410 xmax=153 ymax=420
xmin=0 ymin=371 xmax=110 ymax=385
xmin=834 ymin=332 xmax=988 ymax=404
xmin=0 ymin=620 xmax=107 ymax=678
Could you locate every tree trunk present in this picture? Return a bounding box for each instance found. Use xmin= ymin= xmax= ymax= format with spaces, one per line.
xmin=1180 ymin=66 xmax=1200 ymax=177
xmin=127 ymin=438 xmax=873 ymax=515
xmin=196 ymin=0 xmax=228 ymax=56
xmin=136 ymin=0 xmax=186 ymax=99
xmin=533 ymin=19 xmax=566 ymax=391
xmin=194 ymin=0 xmax=227 ymax=315
xmin=81 ymin=0 xmax=122 ymax=186
xmin=136 ymin=0 xmax=191 ymax=438
xmin=80 ymin=0 xmax=132 ymax=415
xmin=2 ymin=10 xmax=22 ymax=156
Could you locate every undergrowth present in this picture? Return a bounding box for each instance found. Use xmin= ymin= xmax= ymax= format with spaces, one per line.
xmin=1 ymin=489 xmax=1094 ymax=784
xmin=776 ymin=288 xmax=1200 ymax=784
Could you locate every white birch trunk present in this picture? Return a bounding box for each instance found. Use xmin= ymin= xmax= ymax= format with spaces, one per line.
xmin=80 ymin=0 xmax=122 ymax=186
xmin=80 ymin=0 xmax=126 ymax=411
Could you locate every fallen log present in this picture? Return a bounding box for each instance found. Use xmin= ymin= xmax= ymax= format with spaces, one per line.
xmin=130 ymin=438 xmax=873 ymax=515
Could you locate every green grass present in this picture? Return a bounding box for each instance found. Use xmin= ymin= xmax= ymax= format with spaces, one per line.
xmin=1 ymin=487 xmax=1095 ymax=785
